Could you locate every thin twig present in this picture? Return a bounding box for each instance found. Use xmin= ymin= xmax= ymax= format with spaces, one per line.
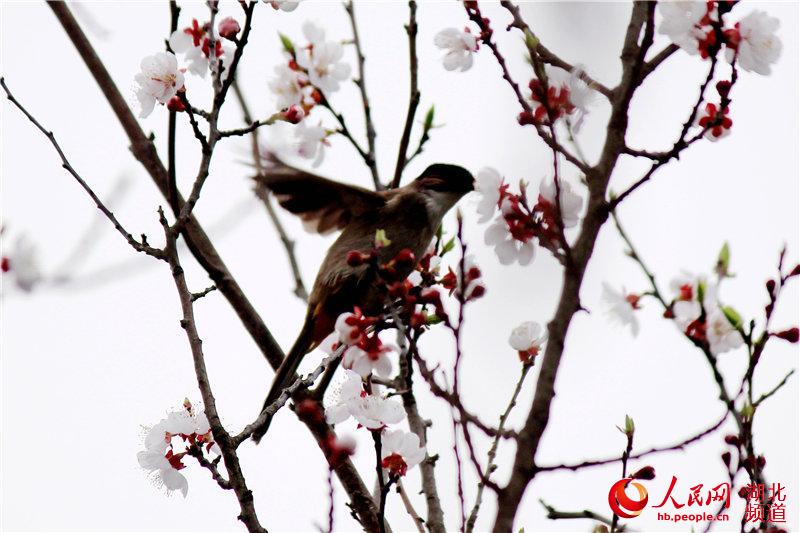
xmin=391 ymin=0 xmax=419 ymax=189
xmin=466 ymin=364 xmax=531 ymax=532
xmin=160 ymin=208 xmax=265 ymax=532
xmin=344 ymin=0 xmax=380 ymax=190
xmin=1 ymin=78 xmax=164 ymax=260
xmin=396 ymin=480 xmax=426 ymax=533
xmin=232 ymin=80 xmax=308 ymax=301
xmin=539 ymin=499 xmax=619 ymax=529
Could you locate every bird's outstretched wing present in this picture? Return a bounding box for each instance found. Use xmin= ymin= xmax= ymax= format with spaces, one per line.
xmin=254 ymin=156 xmax=386 ymax=235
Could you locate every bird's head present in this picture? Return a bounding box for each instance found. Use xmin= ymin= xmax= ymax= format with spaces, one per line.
xmin=413 ymin=163 xmax=474 ymax=194
xmin=411 ymin=163 xmax=475 ymax=222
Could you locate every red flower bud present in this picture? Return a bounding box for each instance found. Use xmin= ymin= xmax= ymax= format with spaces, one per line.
xmin=167 ymin=96 xmax=186 ymax=112
xmin=393 ymin=248 xmax=416 ymax=267
xmin=724 ymin=434 xmax=740 ymax=446
xmin=716 ymin=80 xmax=732 ymax=98
xmin=282 ymin=105 xmax=305 ymax=124
xmin=468 ymin=284 xmax=486 ymax=300
xmin=774 ymin=327 xmax=799 ymax=343
xmin=296 ymin=399 xmax=324 ymax=424
xmin=517 ymin=111 xmax=537 ymax=126
xmin=217 ymin=17 xmax=241 ymax=40
xmin=766 ymin=279 xmax=776 ymax=294
xmin=347 ymin=250 xmax=367 ymax=267
xmin=410 ymin=312 xmax=427 ymax=329
xmin=632 ymin=466 xmax=656 ymax=480
xmin=756 ymin=455 xmax=766 ymax=468
xmin=738 ymin=486 xmax=749 ymax=498
xmin=1 ymin=257 xmax=9 ymax=273
xmin=789 ymin=264 xmax=800 ymax=278
xmin=721 ymin=451 xmax=731 ymax=466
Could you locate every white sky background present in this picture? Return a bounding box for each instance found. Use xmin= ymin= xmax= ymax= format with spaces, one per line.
xmin=1 ymin=1 xmax=798 ymax=532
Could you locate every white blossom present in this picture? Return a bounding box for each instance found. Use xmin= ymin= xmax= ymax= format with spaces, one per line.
xmin=293 ymin=121 xmax=328 ymax=167
xmin=729 ymin=11 xmax=782 ymax=75
xmin=342 ymin=343 xmax=393 ymax=378
xmin=474 ymin=167 xmax=503 ymax=223
xmin=707 ymin=308 xmax=744 ymax=354
xmin=335 ymin=312 xmax=363 ymax=345
xmin=657 ymin=1 xmax=707 ymax=54
xmin=542 ymin=66 xmax=596 ymax=131
xmin=4 ymin=234 xmax=43 ymax=292
xmin=136 ymin=450 xmax=189 ymax=497
xmin=539 ymin=178 xmax=583 ymax=229
xmin=434 ymin=28 xmax=478 ymax=72
xmin=508 ymin=321 xmax=547 ymax=353
xmin=134 ymin=52 xmax=184 ymax=118
xmin=268 ymin=63 xmax=310 ymax=110
xmin=601 ymin=283 xmax=641 ymax=337
xmin=295 ymin=22 xmax=351 ymax=94
xmin=325 ymin=370 xmax=405 ymax=429
xmin=669 ymin=272 xmax=716 ymax=328
xmin=266 ymin=0 xmax=300 ymax=12
xmin=169 ymin=28 xmax=233 ymax=79
xmin=381 ymin=429 xmax=426 ymax=476
xmin=484 ymin=216 xmax=535 ymax=266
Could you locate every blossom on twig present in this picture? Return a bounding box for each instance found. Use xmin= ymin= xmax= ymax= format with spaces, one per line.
xmin=169 ymin=19 xmax=232 ymax=78
xmin=293 ymin=120 xmax=329 ymax=166
xmin=137 ymin=400 xmax=220 ymax=498
xmin=325 ymin=370 xmax=405 ymax=430
xmin=296 ymin=21 xmax=351 ymax=95
xmin=724 ymin=10 xmax=782 ymax=75
xmin=380 ymin=429 xmax=426 ymax=477
xmin=601 ymin=283 xmax=641 ymax=337
xmin=508 ymin=321 xmax=547 ymax=364
xmin=134 ymin=52 xmax=184 ymax=118
xmin=434 ymin=27 xmax=478 ymax=72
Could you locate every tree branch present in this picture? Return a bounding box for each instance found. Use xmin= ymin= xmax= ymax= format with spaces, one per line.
xmin=344 ymin=0 xmax=381 ymax=190
xmin=391 ymin=0 xmax=420 ymax=189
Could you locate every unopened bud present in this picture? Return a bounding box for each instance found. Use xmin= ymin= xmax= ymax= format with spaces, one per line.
xmin=347 ymin=250 xmax=367 ymax=267
xmin=632 ymin=466 xmax=656 ymax=480
xmin=393 ymin=248 xmax=416 ymax=267
xmin=218 ymin=17 xmax=241 ymax=40
xmin=716 ymin=80 xmax=732 ymax=98
xmin=721 ymin=451 xmax=731 ymax=466
xmin=296 ymin=399 xmax=324 ymax=424
xmin=167 ymin=96 xmax=186 ymax=112
xmin=282 ymin=105 xmax=305 ymax=124
xmin=517 ymin=111 xmax=537 ymax=126
xmin=774 ymin=327 xmax=799 ymax=343
xmin=724 ymin=434 xmax=740 ymax=446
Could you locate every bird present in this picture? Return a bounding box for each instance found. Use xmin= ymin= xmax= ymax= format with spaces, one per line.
xmin=251 ymin=158 xmax=474 ymax=442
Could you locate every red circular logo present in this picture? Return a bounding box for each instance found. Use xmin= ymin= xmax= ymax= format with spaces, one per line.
xmin=608 ymin=478 xmax=649 ymax=519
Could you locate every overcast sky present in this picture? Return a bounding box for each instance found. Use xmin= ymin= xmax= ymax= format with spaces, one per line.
xmin=2 ymin=1 xmax=798 ymax=532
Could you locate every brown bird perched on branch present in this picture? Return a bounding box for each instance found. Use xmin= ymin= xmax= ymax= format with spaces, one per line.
xmin=251 ymin=158 xmax=474 ymax=442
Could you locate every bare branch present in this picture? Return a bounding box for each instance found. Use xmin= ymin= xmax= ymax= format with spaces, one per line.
xmin=345 ymin=0 xmax=380 ymax=190
xmin=232 ymin=80 xmax=308 ymax=301
xmin=1 ymin=77 xmax=164 ymax=260
xmin=391 ymin=0 xmax=420 ymax=189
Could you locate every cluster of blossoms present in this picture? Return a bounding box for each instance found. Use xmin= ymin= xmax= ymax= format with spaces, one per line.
xmin=267 ymin=21 xmax=352 ymax=165
xmin=134 ymin=16 xmax=240 ymax=118
xmin=321 ymin=231 xmax=486 ymax=477
xmin=475 ymin=167 xmax=584 ymax=265
xmin=168 ymin=18 xmax=235 ymax=79
xmin=518 ymin=66 xmax=595 ymax=132
xmin=137 ymin=400 xmax=220 ymax=497
xmin=658 ymin=2 xmax=782 ymax=75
